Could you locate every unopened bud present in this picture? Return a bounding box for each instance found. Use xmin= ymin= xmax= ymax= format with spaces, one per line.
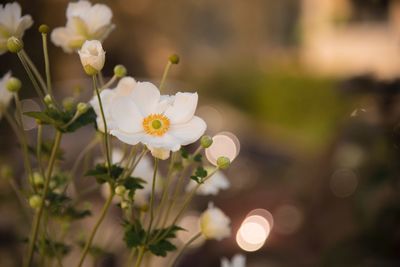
xmin=62 ymin=97 xmax=75 ymax=111
xmin=83 ymin=65 xmax=98 ymax=76
xmin=120 ymin=200 xmax=129 ymax=209
xmin=169 ymin=54 xmax=180 ymax=64
xmin=115 ymin=185 xmax=126 ymax=196
xmin=216 ymin=156 xmax=230 ymax=170
xmin=33 ymin=172 xmax=44 ymax=186
xmin=200 ymin=135 xmax=213 ymax=148
xmin=44 ymin=94 xmax=52 ymax=105
xmin=114 ymin=65 xmax=127 ymax=78
xmin=7 ymin=37 xmax=23 ymax=53
xmin=38 ymin=24 xmax=50 ymax=34
xmin=29 ymin=195 xmax=42 ymax=209
xmin=77 ymin=102 xmax=88 ymax=114
xmin=6 ymin=77 xmax=21 ymax=93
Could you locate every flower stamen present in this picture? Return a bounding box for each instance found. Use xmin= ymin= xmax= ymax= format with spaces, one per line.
xmin=143 ymin=114 xmax=170 ymax=136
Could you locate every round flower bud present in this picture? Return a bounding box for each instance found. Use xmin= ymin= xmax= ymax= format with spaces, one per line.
xmin=77 ymin=102 xmax=89 ymax=114
xmin=217 ymin=156 xmax=230 ymax=170
xmin=33 ymin=172 xmax=44 ymax=186
xmin=29 ymin=195 xmax=42 ymax=209
xmin=78 ymin=40 xmax=105 ymax=76
xmin=38 ymin=24 xmax=50 ymax=34
xmin=200 ymin=135 xmax=213 ymax=148
xmin=114 ymin=65 xmax=127 ymax=78
xmin=62 ymin=97 xmax=75 ymax=111
xmin=44 ymin=94 xmax=53 ymax=106
xmin=6 ymin=77 xmax=21 ymax=93
xmin=121 ymin=200 xmax=129 ymax=209
xmin=7 ymin=37 xmax=23 ymax=53
xmin=115 ymin=185 xmax=126 ymax=196
xmin=169 ymin=54 xmax=180 ymax=64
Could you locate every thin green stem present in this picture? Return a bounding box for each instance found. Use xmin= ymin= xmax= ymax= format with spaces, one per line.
xmin=101 ymin=74 xmax=117 ymax=90
xmin=145 ymin=159 xmax=158 ymax=242
xmin=169 ymin=232 xmax=201 ymax=267
xmin=125 ymin=249 xmax=137 ymax=267
xmin=25 ymin=130 xmax=62 ymax=267
xmin=21 ymin=49 xmax=48 ymax=94
xmin=41 ymin=33 xmax=53 ymax=98
xmin=159 ymin=61 xmax=172 ymax=92
xmin=17 ymin=52 xmax=45 ymax=103
xmin=133 ymin=247 xmax=145 ymax=267
xmin=76 ymin=188 xmax=115 ymax=267
xmin=93 ymin=75 xmax=112 ymax=173
xmin=36 ymin=124 xmax=45 ymax=177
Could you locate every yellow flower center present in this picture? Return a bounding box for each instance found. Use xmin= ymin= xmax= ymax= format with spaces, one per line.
xmin=142 ymin=114 xmax=170 ymax=137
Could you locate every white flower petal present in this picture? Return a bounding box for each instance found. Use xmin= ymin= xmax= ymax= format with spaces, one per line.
xmin=1 ymin=2 xmax=21 ymax=31
xmin=130 ymin=82 xmax=161 ymax=116
xmin=115 ymin=77 xmax=136 ymax=96
xmin=66 ymin=0 xmax=91 ymax=20
xmin=169 ymin=116 xmax=206 ymax=145
xmin=141 ymin=134 xmax=181 ymax=151
xmin=111 ymin=129 xmax=143 ymax=146
xmin=110 ymin=98 xmax=143 ymax=133
xmin=15 ymin=15 xmax=33 ymax=38
xmin=50 ymin=27 xmax=74 ymax=53
xmin=164 ymin=92 xmax=198 ymax=124
xmin=85 ymin=3 xmax=113 ymax=32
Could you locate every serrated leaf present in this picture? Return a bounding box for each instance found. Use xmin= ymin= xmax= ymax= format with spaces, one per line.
xmin=194 ymin=166 xmax=207 ymax=178
xmin=147 ymin=225 xmax=183 ymax=257
xmin=64 ymin=107 xmax=96 ymax=132
xmin=123 ymin=220 xmax=146 ymax=248
xmin=193 ymin=153 xmax=202 ymax=162
xmin=190 ymin=175 xmax=201 ymax=184
xmin=85 ymin=164 xmax=124 ymax=184
xmin=123 ymin=176 xmax=145 ymax=191
xmin=180 ymin=148 xmax=189 ymax=159
xmin=149 ymin=240 xmax=176 ymax=257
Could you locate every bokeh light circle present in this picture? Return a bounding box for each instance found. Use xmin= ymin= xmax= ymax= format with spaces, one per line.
xmin=205 ymin=132 xmax=240 ymax=166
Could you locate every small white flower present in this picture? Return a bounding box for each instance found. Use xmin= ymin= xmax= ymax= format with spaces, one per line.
xmin=90 ymin=76 xmax=136 ymax=132
xmin=221 ymin=254 xmax=246 ymax=267
xmin=0 ymin=72 xmax=13 ymax=118
xmin=78 ymin=40 xmax=105 ymax=74
xmin=51 ymin=0 xmax=114 ymax=53
xmin=199 ymin=202 xmax=231 ymax=241
xmin=186 ymin=168 xmax=230 ymax=195
xmin=106 ymin=81 xmax=206 ymax=151
xmin=0 ymin=2 xmax=33 ymax=55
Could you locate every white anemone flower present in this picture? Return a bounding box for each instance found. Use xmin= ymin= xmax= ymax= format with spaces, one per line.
xmin=0 ymin=72 xmax=13 ymax=118
xmin=221 ymin=254 xmax=246 ymax=267
xmin=107 ymin=81 xmax=206 ymax=152
xmin=78 ymin=40 xmax=105 ymax=74
xmin=186 ymin=168 xmax=230 ymax=195
xmin=199 ymin=202 xmax=231 ymax=241
xmin=51 ymin=0 xmax=114 ymax=53
xmin=0 ymin=2 xmax=33 ymax=55
xmin=90 ymin=76 xmax=137 ymax=132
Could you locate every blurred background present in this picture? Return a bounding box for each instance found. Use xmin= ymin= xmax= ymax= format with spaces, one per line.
xmin=1 ymin=0 xmax=400 ymax=266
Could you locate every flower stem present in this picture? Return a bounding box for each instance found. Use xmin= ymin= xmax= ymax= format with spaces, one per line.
xmin=145 ymin=158 xmax=159 ymax=242
xmin=159 ymin=61 xmax=172 ymax=92
xmin=169 ymin=232 xmax=201 ymax=267
xmin=41 ymin=33 xmax=53 ymax=99
xmin=93 ymin=75 xmax=112 ymax=173
xmin=133 ymin=247 xmax=145 ymax=267
xmin=17 ymin=52 xmax=45 ymax=103
xmin=24 ymin=130 xmax=62 ymax=267
xmin=21 ymin=49 xmax=48 ymax=94
xmin=76 ymin=188 xmax=115 ymax=267
xmin=101 ymin=74 xmax=117 ymax=90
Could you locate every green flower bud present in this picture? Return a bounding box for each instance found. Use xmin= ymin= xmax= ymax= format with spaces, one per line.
xmin=77 ymin=102 xmax=89 ymax=114
xmin=29 ymin=195 xmax=42 ymax=209
xmin=39 ymin=24 xmax=50 ymax=34
xmin=115 ymin=185 xmax=126 ymax=196
xmin=33 ymin=172 xmax=44 ymax=186
xmin=216 ymin=156 xmax=231 ymax=170
xmin=44 ymin=94 xmax=53 ymax=106
xmin=200 ymin=135 xmax=213 ymax=148
xmin=6 ymin=77 xmax=21 ymax=93
xmin=7 ymin=37 xmax=23 ymax=53
xmin=83 ymin=65 xmax=98 ymax=76
xmin=62 ymin=97 xmax=75 ymax=111
xmin=120 ymin=200 xmax=129 ymax=209
xmin=114 ymin=64 xmax=127 ymax=78
xmin=169 ymin=54 xmax=180 ymax=64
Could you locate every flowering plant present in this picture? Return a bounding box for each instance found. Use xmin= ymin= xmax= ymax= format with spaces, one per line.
xmin=0 ymin=1 xmax=240 ymax=267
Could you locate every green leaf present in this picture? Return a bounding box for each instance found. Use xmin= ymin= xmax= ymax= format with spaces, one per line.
xmin=193 ymin=153 xmax=202 ymax=162
xmin=195 ymin=167 xmax=208 ymax=178
xmin=123 ymin=220 xmax=146 ymax=248
xmin=123 ymin=176 xmax=145 ymax=191
xmin=148 ymin=240 xmax=176 ymax=257
xmin=190 ymin=175 xmax=201 ymax=184
xmin=147 ymin=225 xmax=183 ymax=257
xmin=40 ymin=239 xmax=71 ymax=258
xmin=85 ymin=164 xmax=124 ymax=184
xmin=180 ymin=148 xmax=189 ymax=159
xmin=64 ymin=107 xmax=96 ymax=132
